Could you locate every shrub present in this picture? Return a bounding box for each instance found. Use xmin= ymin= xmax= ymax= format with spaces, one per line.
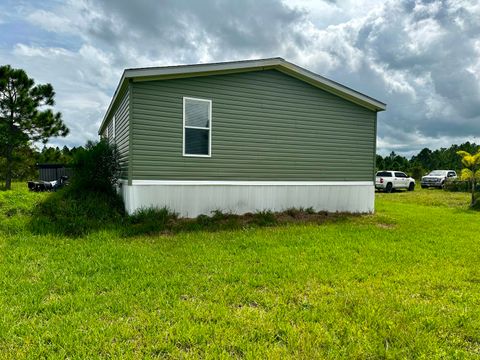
xmin=410 ymin=165 xmax=425 ymax=181
xmin=211 ymin=209 xmax=230 ymax=221
xmin=253 ymin=210 xmax=277 ymax=226
xmin=29 ymin=186 xmax=125 ymax=237
xmin=125 ymin=207 xmax=178 ymax=236
xmin=196 ymin=214 xmax=213 ymax=227
xmin=71 ymin=139 xmax=121 ymax=194
xmin=285 ymin=207 xmax=302 ymax=218
xmin=28 ymin=139 xmax=125 ymax=237
xmin=444 ymin=179 xmax=480 ymax=192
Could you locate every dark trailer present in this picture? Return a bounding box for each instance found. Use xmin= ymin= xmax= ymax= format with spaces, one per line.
xmin=36 ymin=163 xmax=73 ymax=181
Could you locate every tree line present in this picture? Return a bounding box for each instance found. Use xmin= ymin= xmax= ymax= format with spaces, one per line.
xmin=1 ymin=141 xmax=478 ymax=185
xmin=376 ymin=142 xmax=480 ymax=179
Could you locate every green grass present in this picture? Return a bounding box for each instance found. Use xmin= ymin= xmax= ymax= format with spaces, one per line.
xmin=0 ymin=184 xmax=479 ymax=358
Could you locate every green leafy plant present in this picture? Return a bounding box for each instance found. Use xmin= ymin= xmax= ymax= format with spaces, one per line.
xmin=456 ymin=150 xmax=480 ymax=207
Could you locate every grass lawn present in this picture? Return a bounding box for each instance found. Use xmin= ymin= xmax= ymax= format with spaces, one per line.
xmin=0 ymin=184 xmax=479 ymax=358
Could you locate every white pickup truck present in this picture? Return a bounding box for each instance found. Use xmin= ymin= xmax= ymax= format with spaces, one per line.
xmin=375 ymin=171 xmax=416 ymax=192
xmin=421 ymin=170 xmax=457 ymax=189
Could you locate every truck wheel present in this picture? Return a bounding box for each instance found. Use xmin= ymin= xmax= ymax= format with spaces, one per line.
xmin=421 ymin=185 xmax=427 ymax=189
xmin=385 ymin=183 xmax=393 ymax=193
xmin=408 ymin=182 xmax=415 ymax=191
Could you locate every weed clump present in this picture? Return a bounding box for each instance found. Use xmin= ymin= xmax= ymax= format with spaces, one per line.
xmin=124 ymin=207 xmax=178 ymax=236
xmin=284 ymin=207 xmax=302 ymax=218
xmin=253 ymin=210 xmax=277 ymax=226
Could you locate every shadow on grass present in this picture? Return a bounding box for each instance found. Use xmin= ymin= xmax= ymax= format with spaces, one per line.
xmin=27 ymin=187 xmax=356 ymax=238
xmin=469 ymin=198 xmax=480 ymax=211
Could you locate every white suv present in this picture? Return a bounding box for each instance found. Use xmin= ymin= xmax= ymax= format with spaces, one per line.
xmin=375 ymin=171 xmax=416 ymax=193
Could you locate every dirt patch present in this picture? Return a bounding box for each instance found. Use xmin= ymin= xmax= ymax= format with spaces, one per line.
xmin=123 ymin=207 xmax=362 ymax=237
xmin=376 ymin=223 xmax=396 ymax=229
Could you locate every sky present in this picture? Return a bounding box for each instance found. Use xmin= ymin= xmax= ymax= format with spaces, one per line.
xmin=1 ymin=0 xmax=479 ymax=156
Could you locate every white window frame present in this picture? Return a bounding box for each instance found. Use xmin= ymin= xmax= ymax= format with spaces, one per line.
xmin=112 ymin=115 xmax=116 ymax=140
xmin=182 ymin=96 xmax=212 ymax=157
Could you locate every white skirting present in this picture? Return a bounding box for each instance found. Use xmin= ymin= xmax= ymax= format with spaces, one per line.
xmin=118 ymin=180 xmax=375 ymax=217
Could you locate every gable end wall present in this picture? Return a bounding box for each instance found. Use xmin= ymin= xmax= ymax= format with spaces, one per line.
xmin=130 ymin=69 xmax=377 ymax=181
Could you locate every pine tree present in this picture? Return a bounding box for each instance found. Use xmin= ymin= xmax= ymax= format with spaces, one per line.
xmin=0 ymin=65 xmax=68 ymax=189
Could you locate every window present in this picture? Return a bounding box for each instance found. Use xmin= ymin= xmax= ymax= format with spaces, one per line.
xmin=448 ymin=171 xmax=456 ymax=177
xmin=376 ymin=171 xmax=392 ymax=177
xmin=105 ymin=116 xmax=115 ymax=141
xmin=183 ymin=97 xmax=211 ymax=157
xmin=395 ymin=172 xmax=406 ymax=178
xmin=112 ymin=115 xmax=116 ymax=140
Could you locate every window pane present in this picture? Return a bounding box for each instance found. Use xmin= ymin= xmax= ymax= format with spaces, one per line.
xmin=185 ymin=128 xmax=209 ymax=155
xmin=185 ymin=99 xmax=209 ymax=128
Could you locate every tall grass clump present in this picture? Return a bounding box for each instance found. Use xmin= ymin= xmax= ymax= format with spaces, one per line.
xmin=30 ymin=140 xmax=125 ymax=236
xmin=30 ymin=188 xmax=125 ymax=236
xmin=124 ymin=207 xmax=178 ymax=236
xmin=253 ymin=210 xmax=277 ymax=226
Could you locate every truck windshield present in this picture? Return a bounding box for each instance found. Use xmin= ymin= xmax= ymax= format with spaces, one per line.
xmin=428 ymin=171 xmax=446 ymax=176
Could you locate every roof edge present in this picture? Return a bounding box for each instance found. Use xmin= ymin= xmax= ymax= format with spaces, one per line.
xmin=98 ymin=58 xmax=386 ymax=134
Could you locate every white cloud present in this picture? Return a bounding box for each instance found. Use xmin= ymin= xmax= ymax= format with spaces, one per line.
xmin=13 ymin=43 xmax=73 ymax=58
xmin=26 ymin=9 xmax=74 ymax=34
xmin=1 ymin=0 xmax=478 ymax=155
xmin=285 ymin=0 xmax=384 ymax=27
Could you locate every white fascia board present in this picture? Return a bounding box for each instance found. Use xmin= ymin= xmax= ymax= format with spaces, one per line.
xmin=124 ymin=58 xmax=281 ymax=79
xmin=277 ymin=60 xmax=386 ymax=111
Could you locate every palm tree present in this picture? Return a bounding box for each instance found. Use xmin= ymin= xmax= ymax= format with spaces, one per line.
xmin=456 ymin=150 xmax=480 ymax=207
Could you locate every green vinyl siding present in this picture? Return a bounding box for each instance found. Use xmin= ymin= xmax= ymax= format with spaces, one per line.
xmin=131 ymin=69 xmax=377 ymax=181
xmin=104 ymin=88 xmax=130 ymax=178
